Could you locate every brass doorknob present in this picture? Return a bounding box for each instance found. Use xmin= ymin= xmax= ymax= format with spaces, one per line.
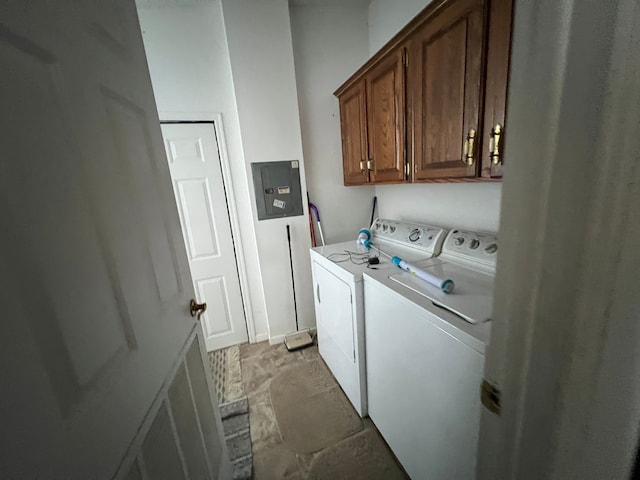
xmin=189 ymin=299 xmax=207 ymax=320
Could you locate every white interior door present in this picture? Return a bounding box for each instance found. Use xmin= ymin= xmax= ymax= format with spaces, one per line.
xmin=161 ymin=123 xmax=248 ymax=352
xmin=0 ymin=1 xmax=228 ymax=478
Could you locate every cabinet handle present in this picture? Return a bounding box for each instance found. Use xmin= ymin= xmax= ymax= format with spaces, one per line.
xmin=367 ymin=159 xmax=373 ymax=171
xmin=360 ymin=160 xmax=366 ymax=172
xmin=316 ymin=284 xmax=321 ymax=303
xmin=463 ymin=129 xmax=476 ymax=165
xmin=489 ymin=124 xmax=503 ymax=165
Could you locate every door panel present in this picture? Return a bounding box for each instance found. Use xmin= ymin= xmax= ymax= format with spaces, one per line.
xmin=196 ymin=276 xmax=233 ymax=336
xmin=175 ymin=178 xmax=220 ymax=259
xmin=366 ymin=49 xmax=406 ymax=183
xmin=314 ymin=263 xmax=355 ymax=362
xmin=0 ymin=1 xmax=227 ymax=478
xmin=141 ymin=403 xmax=186 ymax=480
xmin=480 ymin=0 xmax=513 ymax=179
xmin=339 ymin=81 xmax=369 ymax=185
xmin=425 ymin=22 xmax=466 ymax=167
xmin=168 ymin=364 xmax=210 ymax=480
xmin=162 ymin=123 xmax=248 ymax=351
xmin=413 ymin=0 xmax=485 ymax=180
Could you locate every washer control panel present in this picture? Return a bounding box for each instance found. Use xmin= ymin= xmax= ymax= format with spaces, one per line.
xmin=442 ymin=229 xmax=498 ymax=268
xmin=370 ymin=218 xmax=447 ymax=256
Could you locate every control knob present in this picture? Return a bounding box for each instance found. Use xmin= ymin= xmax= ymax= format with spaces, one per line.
xmin=469 ymin=239 xmax=480 ymax=249
xmin=454 ymin=237 xmax=465 ymax=246
xmin=485 ymin=243 xmax=498 ymax=254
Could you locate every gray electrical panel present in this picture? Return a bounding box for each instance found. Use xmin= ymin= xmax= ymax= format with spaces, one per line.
xmin=251 ymin=161 xmax=304 ymax=220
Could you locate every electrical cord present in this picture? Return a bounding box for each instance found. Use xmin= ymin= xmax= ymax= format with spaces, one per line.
xmin=327 ymin=250 xmax=370 ymax=265
xmin=327 ymin=243 xmax=387 ymax=267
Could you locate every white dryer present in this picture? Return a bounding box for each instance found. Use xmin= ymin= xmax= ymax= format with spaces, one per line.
xmin=309 ymin=219 xmax=447 ymax=416
xmin=364 ymin=228 xmax=497 ymax=479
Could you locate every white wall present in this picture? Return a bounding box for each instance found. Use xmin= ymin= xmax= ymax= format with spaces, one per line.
xmin=376 ymin=183 xmax=502 ymax=232
xmin=137 ymin=1 xmax=274 ymax=342
xmin=368 ymin=0 xmax=429 ymax=55
xmin=290 ymin=4 xmax=374 ymax=243
xmin=368 ymin=0 xmax=503 ymax=233
xmin=221 ymin=0 xmax=315 ymax=340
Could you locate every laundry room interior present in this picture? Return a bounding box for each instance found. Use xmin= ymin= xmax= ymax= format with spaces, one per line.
xmin=135 ymin=0 xmax=506 ymax=475
xmin=3 ymin=0 xmax=639 ymax=478
xmin=132 ymin=0 xmax=640 ymax=477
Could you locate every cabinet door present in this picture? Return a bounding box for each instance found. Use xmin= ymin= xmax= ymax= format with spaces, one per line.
xmin=339 ymin=81 xmax=369 ymax=185
xmin=480 ymin=0 xmax=513 ymax=179
xmin=366 ymin=49 xmax=406 ymax=183
xmin=413 ymin=0 xmax=485 ymax=180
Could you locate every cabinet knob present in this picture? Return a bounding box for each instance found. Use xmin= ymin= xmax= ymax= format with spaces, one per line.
xmin=462 ymin=129 xmax=476 ymax=166
xmin=489 ymin=124 xmax=503 ymax=165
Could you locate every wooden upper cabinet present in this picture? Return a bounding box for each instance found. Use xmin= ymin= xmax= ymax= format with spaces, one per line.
xmin=480 ymin=0 xmax=513 ymax=179
xmin=366 ymin=48 xmax=406 ymax=183
xmin=335 ymin=0 xmax=512 ymax=185
xmin=412 ymin=0 xmax=485 ymax=181
xmin=339 ymin=80 xmax=369 ymax=185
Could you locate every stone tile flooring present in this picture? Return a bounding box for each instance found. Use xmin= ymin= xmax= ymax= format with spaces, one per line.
xmin=240 ymin=341 xmax=408 ymax=479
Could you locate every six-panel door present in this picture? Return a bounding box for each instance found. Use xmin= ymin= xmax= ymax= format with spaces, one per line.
xmin=161 ymin=123 xmax=248 ymax=352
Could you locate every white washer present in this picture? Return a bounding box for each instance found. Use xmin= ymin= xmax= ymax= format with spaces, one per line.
xmin=309 ymin=219 xmax=447 ymax=416
xmin=363 ymin=228 xmax=497 ymax=479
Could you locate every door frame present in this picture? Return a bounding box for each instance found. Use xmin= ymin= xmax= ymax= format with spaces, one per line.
xmin=477 ymin=0 xmax=640 ymax=478
xmin=160 ymin=113 xmax=257 ymax=344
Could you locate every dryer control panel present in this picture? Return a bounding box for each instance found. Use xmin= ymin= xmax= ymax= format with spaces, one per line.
xmin=370 ymin=219 xmax=447 ymax=257
xmin=441 ymin=229 xmax=498 ymax=269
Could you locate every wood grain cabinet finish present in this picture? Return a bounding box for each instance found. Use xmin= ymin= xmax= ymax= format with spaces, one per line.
xmin=339 ymin=81 xmax=369 ymax=185
xmin=480 ymin=0 xmax=512 ymax=179
xmin=366 ymin=48 xmax=406 ymax=183
xmin=335 ymin=0 xmax=512 ymax=185
xmin=338 ymin=50 xmax=406 ymax=186
xmin=411 ymin=0 xmax=485 ymax=181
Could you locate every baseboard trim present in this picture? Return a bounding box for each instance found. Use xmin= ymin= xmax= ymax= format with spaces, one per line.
xmin=254 ymin=333 xmax=269 ymax=344
xmin=269 ymin=328 xmax=317 ymax=346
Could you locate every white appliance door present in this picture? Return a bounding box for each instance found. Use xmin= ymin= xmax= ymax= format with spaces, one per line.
xmin=365 ymin=278 xmax=484 ymax=479
xmin=0 ymin=2 xmax=227 ymax=478
xmin=313 ymin=262 xmax=355 ymax=363
xmin=162 ymin=123 xmax=248 ymax=351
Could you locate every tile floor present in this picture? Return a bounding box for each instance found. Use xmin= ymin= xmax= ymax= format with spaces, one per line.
xmin=239 ymin=341 xmax=408 ymax=479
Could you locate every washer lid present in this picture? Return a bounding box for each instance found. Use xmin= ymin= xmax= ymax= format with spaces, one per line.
xmin=388 ymin=259 xmax=495 ymax=324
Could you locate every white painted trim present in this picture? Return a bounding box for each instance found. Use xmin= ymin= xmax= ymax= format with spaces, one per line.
xmin=157 ymin=110 xmax=257 ymax=344
xmin=212 ymin=113 xmax=257 ymax=344
xmin=255 ymin=333 xmax=269 ymax=344
xmin=269 ymin=328 xmax=317 ymax=346
xmin=268 ymin=334 xmax=286 ymax=346
xmin=478 ymin=1 xmax=640 ymax=478
xmin=158 ymin=111 xmax=219 ymax=122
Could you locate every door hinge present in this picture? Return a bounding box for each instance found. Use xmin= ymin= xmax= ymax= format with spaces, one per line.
xmin=481 ymin=379 xmax=501 ymax=415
